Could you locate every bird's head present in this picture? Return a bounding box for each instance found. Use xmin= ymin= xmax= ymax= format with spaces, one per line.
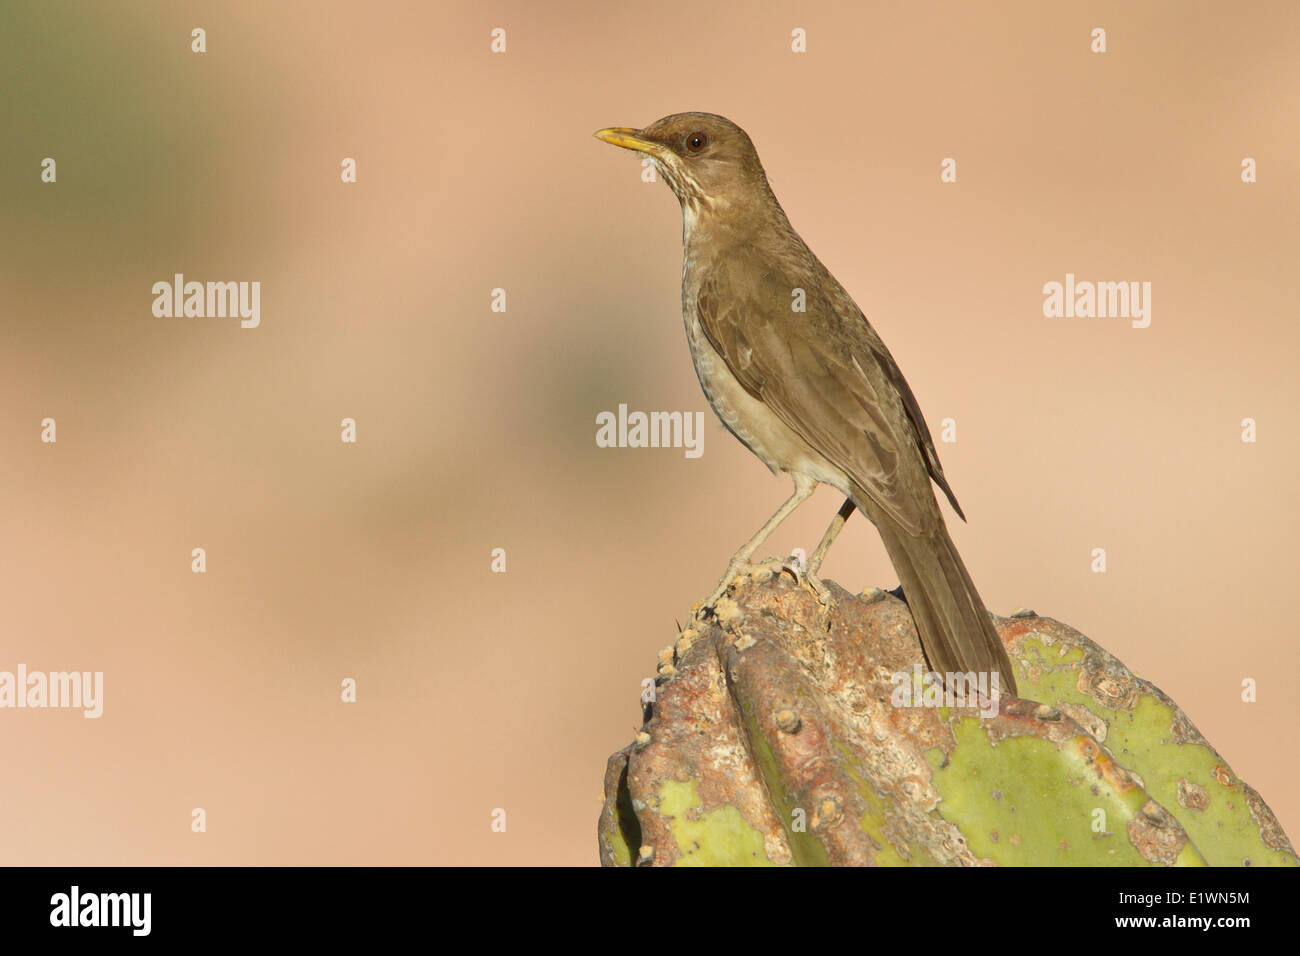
xmin=595 ymin=112 xmax=775 ymax=226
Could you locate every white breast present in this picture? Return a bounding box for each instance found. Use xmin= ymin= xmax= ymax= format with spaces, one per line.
xmin=681 ymin=301 xmax=852 ymax=496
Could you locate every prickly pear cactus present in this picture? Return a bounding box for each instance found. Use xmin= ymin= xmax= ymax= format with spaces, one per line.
xmin=597 ymin=572 xmax=1297 ymax=867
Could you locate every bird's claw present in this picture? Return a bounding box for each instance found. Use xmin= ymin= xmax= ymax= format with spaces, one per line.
xmin=696 ymin=554 xmax=835 ymax=622
xmin=800 ymin=567 xmax=835 ymax=617
xmin=696 ymin=556 xmax=789 ymax=620
xmin=768 ymin=555 xmax=834 ymax=615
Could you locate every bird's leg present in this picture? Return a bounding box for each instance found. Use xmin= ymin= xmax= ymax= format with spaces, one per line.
xmin=797 ymin=497 xmax=857 ymax=612
xmin=700 ymin=475 xmax=818 ymax=614
xmin=808 ymin=497 xmax=855 ymax=575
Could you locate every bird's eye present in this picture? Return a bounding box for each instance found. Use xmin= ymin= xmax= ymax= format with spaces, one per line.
xmin=685 ymin=132 xmax=709 ymax=153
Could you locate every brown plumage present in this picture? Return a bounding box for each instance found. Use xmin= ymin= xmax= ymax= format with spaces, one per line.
xmin=596 ymin=112 xmax=1016 ymax=695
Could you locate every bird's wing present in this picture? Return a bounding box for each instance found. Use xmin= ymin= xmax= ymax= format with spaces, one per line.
xmin=695 ymin=247 xmax=962 ymax=535
xmin=853 ymin=310 xmax=967 ymax=522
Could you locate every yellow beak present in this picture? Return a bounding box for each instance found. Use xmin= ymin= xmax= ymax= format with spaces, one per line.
xmin=594 ymin=127 xmax=664 ymax=156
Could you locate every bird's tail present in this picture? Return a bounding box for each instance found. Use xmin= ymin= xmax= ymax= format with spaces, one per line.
xmin=857 ymin=495 xmax=1018 ymax=697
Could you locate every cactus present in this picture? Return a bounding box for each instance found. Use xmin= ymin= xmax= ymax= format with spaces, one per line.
xmin=597 ymin=571 xmax=1296 ymax=867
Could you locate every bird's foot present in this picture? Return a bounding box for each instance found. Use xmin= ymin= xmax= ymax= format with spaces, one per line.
xmin=695 ymin=556 xmax=790 ymax=621
xmin=786 ymin=560 xmax=835 ymax=617
xmin=805 ymin=571 xmax=835 ymax=616
xmin=695 ymin=554 xmax=837 ymax=622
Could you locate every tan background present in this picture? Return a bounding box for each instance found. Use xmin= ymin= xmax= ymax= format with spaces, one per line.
xmin=1 ymin=1 xmax=1297 ymax=864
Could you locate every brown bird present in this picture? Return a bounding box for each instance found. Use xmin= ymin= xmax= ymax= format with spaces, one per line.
xmin=595 ymin=112 xmax=1017 ymax=695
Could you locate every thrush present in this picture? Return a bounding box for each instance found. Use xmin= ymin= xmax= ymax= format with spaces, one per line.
xmin=596 ymin=112 xmax=1017 ymax=695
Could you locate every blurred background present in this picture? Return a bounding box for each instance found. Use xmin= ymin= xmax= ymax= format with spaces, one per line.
xmin=1 ymin=0 xmax=1297 ymax=864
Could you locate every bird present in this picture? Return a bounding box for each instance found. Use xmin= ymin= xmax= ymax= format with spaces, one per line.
xmin=595 ymin=112 xmax=1017 ymax=696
